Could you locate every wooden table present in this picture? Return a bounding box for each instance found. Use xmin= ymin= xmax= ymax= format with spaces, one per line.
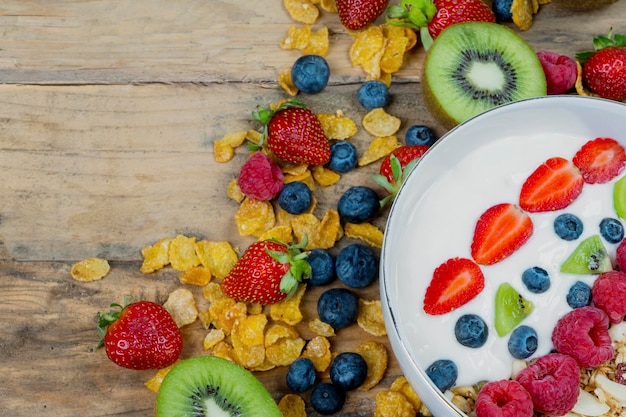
xmin=0 ymin=1 xmax=623 ymax=416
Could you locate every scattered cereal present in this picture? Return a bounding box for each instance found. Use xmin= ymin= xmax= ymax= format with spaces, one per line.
xmin=354 ymin=341 xmax=389 ymax=390
xmin=203 ymin=328 xmax=226 ymax=350
xmin=144 ymin=361 xmax=179 ymax=393
xmin=226 ymin=178 xmax=245 ymax=203
xmin=308 ymin=317 xmax=336 ymax=337
xmin=234 ymin=198 xmax=276 ymax=237
xmin=168 ymin=234 xmax=201 ymax=272
xmin=163 ymin=288 xmax=199 ymax=328
xmin=195 ymin=240 xmax=238 ymax=279
xmin=140 ymin=237 xmax=172 ymax=274
xmin=278 ymin=393 xmax=307 ymax=417
xmin=70 ymin=257 xmax=110 ymax=282
xmin=358 ymin=299 xmax=387 ymax=336
xmin=279 ymin=67 xmax=299 ymax=96
xmin=301 ymin=335 xmax=332 ymax=372
xmin=280 ymin=25 xmax=312 ymax=51
xmin=319 ymin=0 xmax=337 ymax=12
xmin=362 ymin=108 xmax=402 ymax=137
xmin=283 ymin=0 xmax=320 ymax=24
xmin=311 ymin=165 xmax=341 ymax=186
xmin=390 ymin=376 xmax=423 ymax=412
xmin=374 ymin=389 xmax=416 ymax=417
xmin=350 ymin=26 xmax=385 ymax=80
xmin=345 ymin=222 xmax=384 ymax=248
xmin=213 ymin=131 xmax=248 ymax=163
xmin=358 ymin=135 xmax=399 ymax=166
xmin=270 ymin=284 xmax=307 ymax=325
xmin=178 ymin=266 xmax=212 ymax=286
xmin=317 ymin=111 xmax=358 ymax=140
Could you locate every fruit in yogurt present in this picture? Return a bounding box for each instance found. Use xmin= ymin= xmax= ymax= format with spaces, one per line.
xmin=519 ymin=157 xmax=584 ymax=213
xmin=423 ymin=257 xmax=485 ymax=315
xmin=615 ymin=175 xmax=626 ymax=219
xmin=599 ymin=217 xmax=624 ymax=243
xmin=471 ymin=203 xmax=533 ymax=265
xmin=494 ymin=282 xmax=534 ymax=337
xmin=421 ymin=22 xmax=547 ymax=129
xmin=475 ymin=379 xmax=533 ymax=417
xmin=572 ymin=137 xmax=626 ymax=184
xmin=591 ymin=270 xmax=626 ymax=323
xmin=560 ymin=234 xmax=612 ymax=275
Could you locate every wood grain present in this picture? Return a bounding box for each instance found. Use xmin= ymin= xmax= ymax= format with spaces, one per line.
xmin=1 ymin=0 xmax=625 ymax=416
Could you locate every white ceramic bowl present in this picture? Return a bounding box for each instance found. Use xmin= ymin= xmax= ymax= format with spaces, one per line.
xmin=380 ymin=96 xmax=626 ymax=417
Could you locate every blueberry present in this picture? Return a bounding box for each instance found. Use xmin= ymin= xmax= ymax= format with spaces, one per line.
xmin=337 ymin=186 xmax=380 ymax=224
xmin=286 ymin=357 xmax=316 ymax=393
xmin=425 ymin=359 xmax=458 ymax=392
xmin=328 ymin=141 xmax=358 ymax=173
xmin=405 ymin=125 xmax=437 ymax=147
xmin=521 ymin=266 xmax=551 ymax=294
xmin=278 ymin=181 xmax=312 ymax=215
xmin=567 ymin=281 xmax=592 ymax=308
xmin=454 ymin=314 xmax=488 ymax=348
xmin=317 ymin=287 xmax=359 ymax=330
xmin=600 ymin=217 xmax=624 ymax=244
xmin=335 ymin=244 xmax=378 ymax=288
xmin=310 ymin=383 xmax=345 ymax=415
xmin=492 ymin=0 xmax=513 ymax=21
xmin=291 ymin=54 xmax=330 ymax=94
xmin=357 ymin=80 xmax=390 ymax=111
xmin=329 ymin=352 xmax=368 ymax=391
xmin=307 ymin=249 xmax=336 ymax=286
xmin=554 ymin=213 xmax=583 ymax=241
xmin=507 ymin=325 xmax=538 ymax=359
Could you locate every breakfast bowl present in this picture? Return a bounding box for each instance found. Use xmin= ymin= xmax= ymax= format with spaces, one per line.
xmin=380 ymin=95 xmax=626 ymax=417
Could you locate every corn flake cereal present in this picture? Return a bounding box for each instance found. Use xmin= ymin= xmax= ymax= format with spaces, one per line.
xmin=280 ymin=25 xmax=312 ymax=50
xmin=374 ymin=390 xmax=416 ymax=417
xmin=211 ymin=340 xmax=237 ymax=362
xmin=291 ymin=213 xmax=321 ymax=245
xmin=140 ymin=237 xmax=172 ymax=274
xmin=284 ymin=0 xmax=320 ymax=24
xmin=311 ymin=165 xmax=340 ymax=186
xmin=163 ymin=288 xmax=199 ymax=328
xmin=236 ymin=314 xmax=268 ymax=346
xmin=358 ymin=135 xmax=399 ymax=166
xmin=231 ymin=316 xmax=267 ymax=369
xmin=202 ymin=281 xmax=224 ymax=303
xmin=284 ymin=169 xmax=315 ymax=190
xmin=358 ymin=299 xmax=387 ymax=336
xmin=278 ymin=394 xmax=307 ymax=417
xmin=350 ymin=26 xmax=385 ymax=77
xmin=179 ymin=266 xmax=212 ymax=286
xmin=390 ymin=376 xmax=423 ymax=411
xmin=234 ymin=198 xmax=276 ymax=237
xmin=281 ymin=163 xmax=309 ymax=176
xmin=511 ymin=0 xmax=535 ymax=31
xmin=381 ymin=32 xmax=410 ymax=74
xmin=320 ymin=0 xmax=337 ymax=12
xmin=270 ymin=284 xmax=306 ymax=325
xmin=301 ymin=335 xmax=332 ymax=372
xmin=354 ymin=341 xmax=388 ymax=390
xmin=303 ymin=26 xmax=329 ymax=56
xmin=308 ymin=317 xmax=336 ymax=337
xmin=195 ymin=240 xmax=238 ymax=279
xmin=203 ymin=328 xmax=226 ymax=350
xmin=344 ymin=222 xmax=384 ymax=248
xmin=311 ymin=209 xmax=342 ymax=249
xmin=70 ymin=257 xmax=110 ymax=282
xmin=144 ymin=361 xmax=179 ymax=393
xmin=317 ymin=111 xmax=358 ymax=140
xmin=226 ymin=178 xmax=245 ymax=203
xmin=257 ymin=224 xmax=293 ymax=243
xmin=246 ymin=129 xmax=262 ymax=146
xmin=265 ymin=324 xmax=306 ymax=366
xmin=213 ymin=131 xmax=247 ymax=163
xmin=279 ymin=67 xmax=299 ymax=97
xmin=209 ymin=297 xmax=248 ymax=335
xmin=169 ymin=234 xmax=201 ymax=272
xmin=363 ymin=108 xmax=401 ymax=137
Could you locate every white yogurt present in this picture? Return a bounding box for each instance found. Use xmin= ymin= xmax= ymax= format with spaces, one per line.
xmin=388 ymin=133 xmax=621 ymax=387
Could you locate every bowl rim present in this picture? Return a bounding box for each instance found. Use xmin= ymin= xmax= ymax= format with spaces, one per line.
xmin=379 ymin=95 xmax=626 ymax=417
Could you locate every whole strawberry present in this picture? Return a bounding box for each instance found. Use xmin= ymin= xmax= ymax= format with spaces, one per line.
xmin=387 ymin=0 xmax=495 ymax=49
xmin=372 ymin=145 xmax=429 ymax=206
xmin=222 ymin=238 xmax=311 ymax=305
xmin=577 ymin=30 xmax=626 ymax=101
xmin=253 ymin=100 xmax=331 ymax=165
xmin=337 ymin=0 xmax=389 ymax=31
xmin=97 ymin=300 xmax=182 ymax=370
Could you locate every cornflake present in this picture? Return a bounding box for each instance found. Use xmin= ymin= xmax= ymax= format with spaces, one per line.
xmin=362 ymin=108 xmax=402 ymax=137
xmin=278 ymin=393 xmax=307 ymax=417
xmin=144 ymin=361 xmax=179 ymax=393
xmin=308 ymin=317 xmax=336 ymax=337
xmin=265 ymin=323 xmax=306 ymax=366
xmin=70 ymin=257 xmax=110 ymax=282
xmin=354 ymin=341 xmax=389 ymax=390
xmin=350 ymin=26 xmax=386 ymax=79
xmin=234 ymin=198 xmax=276 ymax=237
xmin=358 ymin=135 xmax=399 ymax=166
xmin=226 ymin=178 xmax=245 ymax=203
xmin=390 ymin=376 xmax=423 ymax=411
xmin=163 ymin=288 xmax=198 ymax=328
xmin=279 ymin=67 xmax=299 ymax=97
xmin=374 ymin=389 xmax=416 ymax=417
xmin=345 ymin=222 xmax=384 ymax=248
xmin=270 ymin=284 xmax=307 ymax=325
xmin=178 ymin=266 xmax=212 ymax=287
xmin=213 ymin=131 xmax=247 ymax=163
xmin=358 ymin=299 xmax=387 ymax=336
xmin=317 ymin=111 xmax=358 ymax=140
xmin=301 ymin=335 xmax=332 ymax=372
xmin=231 ymin=314 xmax=267 ymax=369
xmin=280 ymin=25 xmax=312 ymax=50
xmin=319 ymin=0 xmax=337 ymax=12
xmin=195 ymin=240 xmax=238 ymax=279
xmin=203 ymin=328 xmax=226 ymax=350
xmin=168 ymin=234 xmax=201 ymax=272
xmin=311 ymin=165 xmax=341 ymax=187
xmin=140 ymin=237 xmax=172 ymax=273
xmin=283 ymin=0 xmax=320 ymax=24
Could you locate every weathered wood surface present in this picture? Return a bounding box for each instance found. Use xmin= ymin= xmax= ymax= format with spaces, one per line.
xmin=1 ymin=0 xmax=625 ymax=416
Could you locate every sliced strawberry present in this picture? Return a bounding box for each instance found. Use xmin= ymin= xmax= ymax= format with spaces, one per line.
xmin=471 ymin=203 xmax=533 ymax=265
xmin=423 ymin=257 xmax=484 ymax=315
xmin=519 ymin=157 xmax=584 ymax=212
xmin=572 ymin=137 xmax=626 ymax=184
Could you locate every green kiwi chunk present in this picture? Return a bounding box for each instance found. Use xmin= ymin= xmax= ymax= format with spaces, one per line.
xmin=422 ymin=22 xmax=547 ymax=129
xmin=156 ymin=356 xmax=282 ymax=417
xmin=560 ymin=235 xmax=613 ymax=275
xmin=494 ymin=282 xmax=534 ymax=337
xmin=614 ymin=175 xmax=626 ymax=220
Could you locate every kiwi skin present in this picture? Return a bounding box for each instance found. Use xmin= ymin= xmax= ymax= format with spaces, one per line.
xmin=156 ymin=356 xmax=282 ymax=417
xmin=553 ymin=0 xmax=618 ymax=9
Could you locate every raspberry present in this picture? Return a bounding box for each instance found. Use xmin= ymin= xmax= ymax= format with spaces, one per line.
xmin=237 ymin=152 xmax=284 ymax=201
xmin=616 ymin=362 xmax=626 ymax=385
xmin=475 ymin=379 xmax=533 ymax=417
xmin=592 ymin=271 xmax=626 ymax=323
xmin=536 ymin=51 xmax=577 ymax=95
xmin=551 ymin=306 xmax=614 ymax=368
xmin=515 ymin=353 xmax=579 ymax=416
xmin=617 ymin=238 xmax=626 ymax=271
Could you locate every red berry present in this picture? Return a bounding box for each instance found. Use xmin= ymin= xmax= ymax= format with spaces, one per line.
xmin=475 ymin=379 xmax=533 ymax=417
xmin=536 ymin=51 xmax=577 ymax=95
xmin=515 ymin=353 xmax=580 ymax=416
xmin=237 ymin=152 xmax=284 ymax=201
xmin=577 ymin=31 xmax=626 ymax=101
xmin=572 ymin=137 xmax=626 ymax=184
xmin=519 ymin=157 xmax=584 ymax=212
xmin=551 ymin=306 xmax=614 ymax=368
xmin=337 ymin=0 xmax=389 ymax=30
xmin=471 ymin=203 xmax=533 ymax=265
xmin=423 ymin=257 xmax=485 ymax=315
xmin=592 ymin=270 xmax=626 ymax=323
xmin=617 ymin=238 xmax=626 ymax=271
xmin=428 ymin=0 xmax=496 ymax=39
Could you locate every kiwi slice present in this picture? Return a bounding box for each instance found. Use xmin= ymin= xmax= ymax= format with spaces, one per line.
xmin=156 ymin=356 xmax=282 ymax=417
xmin=494 ymin=282 xmax=534 ymax=337
xmin=560 ymin=235 xmax=613 ymax=275
xmin=615 ymin=175 xmax=626 ymax=220
xmin=422 ymin=22 xmax=547 ymax=129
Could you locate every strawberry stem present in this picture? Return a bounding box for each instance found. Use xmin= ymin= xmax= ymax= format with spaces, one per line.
xmin=96 ymin=297 xmax=134 ymax=348
xmin=265 ymin=236 xmax=311 ymax=299
xmin=386 ymin=0 xmax=437 ymax=49
xmin=251 ymin=99 xmax=309 ymax=150
xmin=576 ymin=28 xmax=626 ymax=64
